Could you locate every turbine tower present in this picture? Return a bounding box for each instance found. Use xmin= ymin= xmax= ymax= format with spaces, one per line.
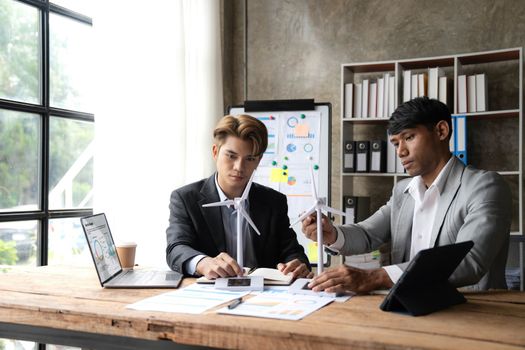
xmin=290 ymin=164 xmax=346 ymax=274
xmin=202 ymin=172 xmax=261 ymax=269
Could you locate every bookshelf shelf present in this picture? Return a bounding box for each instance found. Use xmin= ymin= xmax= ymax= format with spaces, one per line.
xmin=340 ymin=47 xmax=523 ymax=290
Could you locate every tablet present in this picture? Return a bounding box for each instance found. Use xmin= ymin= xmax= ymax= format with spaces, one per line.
xmin=380 ymin=240 xmax=474 ymax=316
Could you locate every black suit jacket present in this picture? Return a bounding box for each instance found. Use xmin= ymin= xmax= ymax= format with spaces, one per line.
xmin=166 ymin=174 xmax=310 ymax=275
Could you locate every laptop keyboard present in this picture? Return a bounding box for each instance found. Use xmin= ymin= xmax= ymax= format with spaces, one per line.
xmin=165 ymin=273 xmax=180 ymax=281
xmin=119 ymin=270 xmax=160 ymax=284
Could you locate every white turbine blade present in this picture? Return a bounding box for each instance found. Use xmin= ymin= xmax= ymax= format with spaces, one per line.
xmin=309 ymin=165 xmax=318 ymax=200
xmin=323 ymin=206 xmax=347 ymax=218
xmin=202 ymin=200 xmax=234 ymax=208
xmin=289 ymin=204 xmax=317 ymax=227
xmin=238 ymin=206 xmax=261 ymax=236
xmin=240 ymin=171 xmax=257 ymax=202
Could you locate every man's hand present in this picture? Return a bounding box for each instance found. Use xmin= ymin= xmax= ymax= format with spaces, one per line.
xmin=277 ymin=259 xmax=313 ymax=279
xmin=308 ymin=265 xmax=393 ymax=294
xmin=301 ymin=213 xmax=337 ymax=245
xmin=196 ymin=252 xmax=243 ymax=279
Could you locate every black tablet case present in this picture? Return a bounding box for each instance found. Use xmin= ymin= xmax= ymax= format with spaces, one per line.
xmin=380 ymin=241 xmax=474 ymax=316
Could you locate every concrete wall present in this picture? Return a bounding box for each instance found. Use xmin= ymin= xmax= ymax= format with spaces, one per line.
xmin=222 ymin=0 xmax=525 ymax=266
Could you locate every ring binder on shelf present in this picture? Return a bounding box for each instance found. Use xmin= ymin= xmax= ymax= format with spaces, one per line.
xmin=370 ymin=140 xmax=386 ymax=173
xmin=355 ymin=141 xmax=370 ymax=172
xmin=453 ymin=115 xmax=467 ymax=165
xmin=343 ymin=140 xmax=356 ymax=172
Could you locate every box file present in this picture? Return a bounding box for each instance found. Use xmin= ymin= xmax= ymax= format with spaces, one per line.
xmin=475 ymin=73 xmax=487 ymax=112
xmin=362 ymin=79 xmax=369 ymax=118
xmin=467 ymin=75 xmax=477 ymax=112
xmin=342 ymin=196 xmax=370 ymax=224
xmin=457 ymin=75 xmax=467 ymax=113
xmin=370 ymin=140 xmax=386 ymax=173
xmin=355 ymin=141 xmax=370 ymax=172
xmin=403 ymin=70 xmax=411 ymax=102
xmin=377 ymin=78 xmax=384 ymax=119
xmin=454 ymin=115 xmax=467 ymax=165
xmin=343 ymin=140 xmax=356 ymax=172
xmin=344 ymin=83 xmax=353 ymax=118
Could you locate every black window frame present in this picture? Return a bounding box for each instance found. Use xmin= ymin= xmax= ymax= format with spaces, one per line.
xmin=0 ymin=0 xmax=94 ymax=266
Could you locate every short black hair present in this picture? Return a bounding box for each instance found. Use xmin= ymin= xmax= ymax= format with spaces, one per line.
xmin=387 ymin=97 xmax=452 ymax=137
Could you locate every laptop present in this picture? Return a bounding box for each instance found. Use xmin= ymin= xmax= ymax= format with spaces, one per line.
xmin=81 ymin=213 xmax=182 ymax=288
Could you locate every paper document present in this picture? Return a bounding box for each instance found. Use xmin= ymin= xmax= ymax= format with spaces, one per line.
xmin=126 ymin=283 xmax=249 ymax=314
xmin=252 ymin=285 xmax=354 ymax=303
xmin=197 ymin=267 xmax=294 ymax=286
xmin=217 ymin=289 xmax=334 ymax=321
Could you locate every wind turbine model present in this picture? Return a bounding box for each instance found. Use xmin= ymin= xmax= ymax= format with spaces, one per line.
xmin=288 ymin=163 xmax=346 ymax=296
xmin=202 ymin=171 xmax=263 ymax=291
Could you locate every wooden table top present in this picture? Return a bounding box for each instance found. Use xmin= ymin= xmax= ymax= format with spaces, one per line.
xmin=0 ymin=264 xmax=524 ymax=350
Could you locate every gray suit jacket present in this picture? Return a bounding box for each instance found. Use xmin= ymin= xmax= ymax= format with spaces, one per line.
xmin=165 ymin=174 xmax=310 ymax=275
xmin=338 ymin=157 xmax=511 ymax=290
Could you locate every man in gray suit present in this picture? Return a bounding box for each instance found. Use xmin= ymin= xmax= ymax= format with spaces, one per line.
xmin=303 ymin=97 xmax=511 ymax=293
xmin=166 ymin=115 xmax=311 ymax=279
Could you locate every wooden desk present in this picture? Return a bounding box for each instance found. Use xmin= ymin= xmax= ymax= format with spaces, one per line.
xmin=0 ymin=265 xmax=524 ymax=350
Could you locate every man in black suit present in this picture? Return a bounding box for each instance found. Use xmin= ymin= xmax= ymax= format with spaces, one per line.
xmin=166 ymin=115 xmax=311 ymax=279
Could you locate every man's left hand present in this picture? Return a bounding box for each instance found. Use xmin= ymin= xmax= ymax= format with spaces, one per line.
xmin=308 ymin=265 xmax=393 ymax=294
xmin=277 ymin=259 xmax=313 ymax=279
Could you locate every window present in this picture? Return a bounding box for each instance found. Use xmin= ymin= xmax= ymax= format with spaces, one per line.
xmin=0 ymin=0 xmax=93 ymax=269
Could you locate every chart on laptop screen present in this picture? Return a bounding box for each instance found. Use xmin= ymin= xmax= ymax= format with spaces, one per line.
xmin=82 ymin=214 xmax=121 ymax=281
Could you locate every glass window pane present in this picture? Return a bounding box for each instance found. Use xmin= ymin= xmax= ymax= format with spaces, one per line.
xmin=50 ymin=13 xmax=93 ymax=112
xmin=47 ymin=344 xmax=81 ymax=350
xmin=0 ymin=109 xmax=41 ymax=211
xmin=48 ymin=218 xmax=90 ymax=265
xmin=0 ymin=0 xmax=41 ymax=104
xmin=0 ymin=220 xmax=38 ymax=266
xmin=49 ymin=117 xmax=93 ymax=209
xmin=0 ymin=339 xmax=37 ymax=349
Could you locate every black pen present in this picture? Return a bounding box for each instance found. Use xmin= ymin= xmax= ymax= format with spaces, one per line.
xmin=228 ymin=297 xmax=243 ymax=309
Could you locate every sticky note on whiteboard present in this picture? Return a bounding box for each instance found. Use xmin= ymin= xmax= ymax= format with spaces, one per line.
xmin=270 ymin=168 xmax=288 ymax=182
xmin=307 ymin=242 xmax=318 ymax=262
xmin=294 ymin=124 xmax=309 ymax=137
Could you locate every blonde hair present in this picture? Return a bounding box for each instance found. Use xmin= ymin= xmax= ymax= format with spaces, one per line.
xmin=213 ymin=115 xmax=268 ymax=156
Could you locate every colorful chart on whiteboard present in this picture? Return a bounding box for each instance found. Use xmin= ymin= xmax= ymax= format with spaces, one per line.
xmin=229 ymin=105 xmax=331 ymax=265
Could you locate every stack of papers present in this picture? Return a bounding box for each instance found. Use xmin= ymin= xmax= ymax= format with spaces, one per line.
xmin=126 ymin=283 xmax=249 ymax=314
xmin=126 ymin=284 xmax=353 ymax=320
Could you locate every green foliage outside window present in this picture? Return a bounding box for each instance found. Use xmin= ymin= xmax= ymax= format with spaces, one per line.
xmin=0 ymin=240 xmax=18 ymax=265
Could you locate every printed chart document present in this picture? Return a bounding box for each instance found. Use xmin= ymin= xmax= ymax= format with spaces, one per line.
xmin=127 ymin=283 xmax=249 ymax=314
xmin=217 ymin=289 xmax=335 ymax=321
xmin=253 ymin=285 xmax=354 ymax=303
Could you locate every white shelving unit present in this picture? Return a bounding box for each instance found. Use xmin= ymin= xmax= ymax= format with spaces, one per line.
xmin=340 ymin=47 xmax=523 ymax=290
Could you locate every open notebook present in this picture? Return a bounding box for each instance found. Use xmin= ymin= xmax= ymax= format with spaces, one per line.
xmin=196 ymin=267 xmax=294 ymax=286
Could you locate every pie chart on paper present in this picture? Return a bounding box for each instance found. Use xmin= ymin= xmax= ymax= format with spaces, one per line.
xmin=288 ymin=176 xmax=297 ymax=186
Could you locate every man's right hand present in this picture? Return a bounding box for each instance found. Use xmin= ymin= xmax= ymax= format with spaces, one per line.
xmin=195 ymin=252 xmax=243 ymax=279
xmin=301 ymin=213 xmax=337 ymax=245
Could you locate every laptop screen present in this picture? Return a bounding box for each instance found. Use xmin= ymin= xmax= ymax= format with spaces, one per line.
xmin=81 ymin=213 xmax=122 ymax=284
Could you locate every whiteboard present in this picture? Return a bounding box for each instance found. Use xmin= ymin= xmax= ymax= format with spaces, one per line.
xmin=229 ymin=103 xmax=331 ymax=266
